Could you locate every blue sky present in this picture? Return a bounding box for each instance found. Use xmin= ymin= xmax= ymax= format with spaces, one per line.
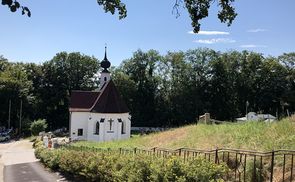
xmin=0 ymin=0 xmax=294 ymax=66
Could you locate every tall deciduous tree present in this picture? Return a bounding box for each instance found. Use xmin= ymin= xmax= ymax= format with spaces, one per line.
xmin=0 ymin=62 xmax=33 ymax=128
xmin=38 ymin=52 xmax=99 ymax=129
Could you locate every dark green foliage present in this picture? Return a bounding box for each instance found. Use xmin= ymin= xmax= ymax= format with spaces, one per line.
xmin=1 ymin=49 xmax=295 ymax=129
xmin=37 ymin=52 xmax=99 ymax=129
xmin=34 ymin=142 xmax=228 ymax=182
xmin=0 ymin=52 xmax=99 ymax=130
xmin=0 ymin=61 xmax=33 ymax=129
xmin=97 ymin=0 xmax=127 ymax=19
xmin=30 ymin=119 xmax=47 ymax=136
xmin=114 ymin=49 xmax=295 ymax=126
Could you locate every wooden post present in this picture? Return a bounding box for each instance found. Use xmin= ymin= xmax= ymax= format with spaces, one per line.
xmin=270 ymin=151 xmax=275 ymax=182
xmin=215 ymin=149 xmax=219 ymax=164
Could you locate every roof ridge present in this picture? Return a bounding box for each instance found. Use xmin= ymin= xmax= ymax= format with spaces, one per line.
xmin=89 ymin=80 xmax=111 ymax=111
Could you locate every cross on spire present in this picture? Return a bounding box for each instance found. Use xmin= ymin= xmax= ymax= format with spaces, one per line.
xmin=104 ymin=44 xmax=107 ymax=60
xmin=101 ymin=44 xmax=111 ymax=72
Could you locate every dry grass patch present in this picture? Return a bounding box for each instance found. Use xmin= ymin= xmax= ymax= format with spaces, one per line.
xmin=73 ymin=117 xmax=295 ymax=151
xmin=146 ymin=126 xmax=189 ymax=148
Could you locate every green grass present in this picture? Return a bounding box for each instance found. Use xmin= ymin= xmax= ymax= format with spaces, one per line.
xmin=72 ymin=117 xmax=295 ymax=151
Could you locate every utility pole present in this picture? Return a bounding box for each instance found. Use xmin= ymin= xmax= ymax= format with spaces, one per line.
xmin=19 ymin=99 xmax=22 ymax=134
xmin=8 ymin=99 xmax=11 ymax=129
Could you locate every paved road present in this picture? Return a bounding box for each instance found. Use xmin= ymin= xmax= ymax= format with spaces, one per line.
xmin=0 ymin=140 xmax=67 ymax=182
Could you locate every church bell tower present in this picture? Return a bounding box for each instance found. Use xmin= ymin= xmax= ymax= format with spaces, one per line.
xmin=99 ymin=46 xmax=111 ymax=90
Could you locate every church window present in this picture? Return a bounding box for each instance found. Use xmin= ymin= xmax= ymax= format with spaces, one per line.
xmin=78 ymin=129 xmax=83 ymax=136
xmin=95 ymin=121 xmax=100 ymax=135
xmin=121 ymin=121 xmax=126 ymax=134
xmin=118 ymin=119 xmax=125 ymax=134
xmin=104 ymin=77 xmax=107 ymax=81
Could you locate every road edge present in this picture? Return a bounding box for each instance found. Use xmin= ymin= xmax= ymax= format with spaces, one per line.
xmin=0 ymin=155 xmax=4 ymax=182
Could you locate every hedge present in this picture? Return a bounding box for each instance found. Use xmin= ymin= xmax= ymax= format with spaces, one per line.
xmin=34 ymin=140 xmax=228 ymax=182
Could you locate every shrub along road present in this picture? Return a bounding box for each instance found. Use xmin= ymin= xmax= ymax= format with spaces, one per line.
xmin=0 ymin=140 xmax=66 ymax=182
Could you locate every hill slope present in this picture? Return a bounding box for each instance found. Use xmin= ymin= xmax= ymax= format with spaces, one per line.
xmin=73 ymin=117 xmax=295 ymax=151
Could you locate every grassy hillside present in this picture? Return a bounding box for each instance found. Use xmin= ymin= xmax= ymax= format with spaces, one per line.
xmin=73 ymin=117 xmax=295 ymax=151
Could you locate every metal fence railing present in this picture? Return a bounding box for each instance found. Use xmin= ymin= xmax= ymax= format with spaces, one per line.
xmin=61 ymin=145 xmax=294 ymax=182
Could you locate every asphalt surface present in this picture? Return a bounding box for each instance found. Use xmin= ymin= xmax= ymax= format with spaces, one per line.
xmin=0 ymin=140 xmax=68 ymax=182
xmin=4 ymin=162 xmax=61 ymax=182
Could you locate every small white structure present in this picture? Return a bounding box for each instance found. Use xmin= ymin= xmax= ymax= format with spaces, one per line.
xmin=69 ymin=48 xmax=131 ymax=142
xmin=236 ymin=112 xmax=276 ymax=122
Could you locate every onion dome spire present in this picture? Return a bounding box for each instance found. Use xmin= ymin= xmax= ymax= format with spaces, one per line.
xmin=101 ymin=46 xmax=111 ymax=73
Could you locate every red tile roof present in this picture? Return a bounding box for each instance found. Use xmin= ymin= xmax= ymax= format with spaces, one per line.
xmin=69 ymin=80 xmax=129 ymax=113
xmin=69 ymin=91 xmax=100 ymax=112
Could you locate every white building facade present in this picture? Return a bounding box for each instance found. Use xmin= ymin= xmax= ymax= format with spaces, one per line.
xmin=70 ymin=112 xmax=131 ymax=141
xmin=69 ymin=48 xmax=131 ymax=142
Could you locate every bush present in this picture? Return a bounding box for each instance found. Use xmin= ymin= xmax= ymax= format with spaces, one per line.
xmin=30 ymin=119 xmax=47 ymax=136
xmin=34 ymin=146 xmax=228 ymax=182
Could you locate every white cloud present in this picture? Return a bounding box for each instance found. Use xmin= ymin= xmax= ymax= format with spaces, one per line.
xmin=194 ymin=38 xmax=236 ymax=44
xmin=188 ymin=30 xmax=230 ymax=35
xmin=247 ymin=28 xmax=268 ymax=33
xmin=240 ymin=44 xmax=267 ymax=48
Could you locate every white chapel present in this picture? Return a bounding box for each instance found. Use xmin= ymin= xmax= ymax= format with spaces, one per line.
xmin=69 ymin=48 xmax=131 ymax=142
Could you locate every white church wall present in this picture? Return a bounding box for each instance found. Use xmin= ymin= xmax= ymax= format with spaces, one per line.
xmin=86 ymin=113 xmax=131 ymax=142
xmin=86 ymin=114 xmax=100 ymax=141
xmin=70 ymin=112 xmax=90 ymax=140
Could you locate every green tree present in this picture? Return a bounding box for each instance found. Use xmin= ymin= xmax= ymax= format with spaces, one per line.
xmin=278 ymin=53 xmax=295 ymax=115
xmin=119 ymin=50 xmax=161 ymax=126
xmin=112 ymin=68 xmax=137 ymax=113
xmin=185 ymin=48 xmax=218 ymax=120
xmin=38 ymin=52 xmax=99 ymax=129
xmin=0 ymin=62 xmax=33 ymax=128
xmin=0 ymin=55 xmax=9 ymax=72
xmin=30 ymin=119 xmax=47 ymax=136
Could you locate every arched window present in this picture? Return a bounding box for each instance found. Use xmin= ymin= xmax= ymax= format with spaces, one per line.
xmin=119 ymin=119 xmax=126 ymax=134
xmin=104 ymin=77 xmax=107 ymax=81
xmin=95 ymin=121 xmax=100 ymax=135
xmin=121 ymin=122 xmax=125 ymax=134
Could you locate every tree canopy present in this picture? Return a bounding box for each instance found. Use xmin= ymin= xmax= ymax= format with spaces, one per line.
xmin=1 ymin=49 xmax=294 ymax=130
xmin=1 ymin=0 xmax=237 ymax=33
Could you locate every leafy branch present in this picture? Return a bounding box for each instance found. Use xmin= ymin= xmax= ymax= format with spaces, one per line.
xmin=1 ymin=0 xmax=237 ymax=33
xmin=1 ymin=0 xmax=31 ymax=17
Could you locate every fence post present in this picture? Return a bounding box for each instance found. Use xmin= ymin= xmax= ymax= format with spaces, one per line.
xmin=179 ymin=149 xmax=182 ymax=156
xmin=270 ymin=150 xmax=275 ymax=182
xmin=215 ymin=148 xmax=219 ymax=164
xmin=134 ymin=148 xmax=137 ymax=155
